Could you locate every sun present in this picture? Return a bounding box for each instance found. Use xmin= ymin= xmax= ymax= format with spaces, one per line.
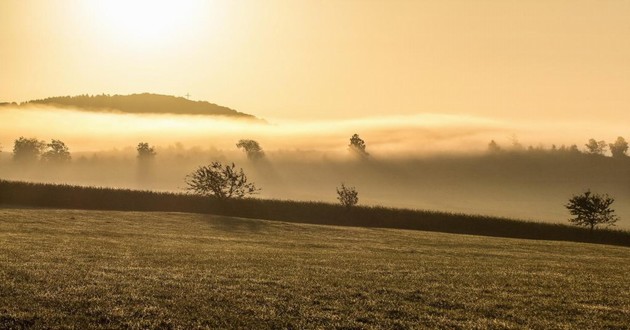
xmin=88 ymin=0 xmax=205 ymax=46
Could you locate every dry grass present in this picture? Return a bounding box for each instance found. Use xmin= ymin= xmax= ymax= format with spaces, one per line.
xmin=0 ymin=208 xmax=628 ymax=329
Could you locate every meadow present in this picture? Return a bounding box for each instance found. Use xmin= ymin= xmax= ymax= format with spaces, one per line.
xmin=1 ymin=180 xmax=629 ymax=246
xmin=0 ymin=208 xmax=628 ymax=329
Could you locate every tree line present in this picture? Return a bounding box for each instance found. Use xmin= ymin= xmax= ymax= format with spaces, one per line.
xmin=0 ymin=134 xmax=624 ymax=231
xmin=488 ymin=136 xmax=629 ymax=157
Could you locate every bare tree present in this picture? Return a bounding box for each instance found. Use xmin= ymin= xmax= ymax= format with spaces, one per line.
xmin=13 ymin=137 xmax=45 ymax=162
xmin=185 ymin=162 xmax=259 ymax=200
xmin=42 ymin=139 xmax=71 ymax=163
xmin=337 ymin=183 xmax=359 ymax=209
xmin=236 ymin=139 xmax=265 ymax=160
xmin=349 ymin=134 xmax=369 ymax=158
xmin=566 ymin=190 xmax=618 ymax=232
xmin=609 ymin=137 xmax=628 ymax=158
xmin=584 ymin=139 xmax=607 ymax=155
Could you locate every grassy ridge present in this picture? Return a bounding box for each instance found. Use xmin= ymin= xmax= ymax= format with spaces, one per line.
xmin=0 ymin=209 xmax=628 ymax=329
xmin=0 ymin=180 xmax=628 ymax=246
xmin=19 ymin=93 xmax=259 ymax=119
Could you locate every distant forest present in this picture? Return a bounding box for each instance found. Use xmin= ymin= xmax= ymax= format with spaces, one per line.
xmin=2 ymin=93 xmax=259 ymax=119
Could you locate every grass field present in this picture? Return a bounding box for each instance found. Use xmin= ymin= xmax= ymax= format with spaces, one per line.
xmin=2 ymin=180 xmax=629 ymax=247
xmin=0 ymin=208 xmax=629 ymax=329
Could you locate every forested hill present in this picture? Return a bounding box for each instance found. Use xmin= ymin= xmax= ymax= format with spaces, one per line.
xmin=17 ymin=93 xmax=259 ymax=119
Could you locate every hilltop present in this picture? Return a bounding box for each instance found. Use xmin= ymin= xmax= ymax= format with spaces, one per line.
xmin=6 ymin=93 xmax=260 ymax=120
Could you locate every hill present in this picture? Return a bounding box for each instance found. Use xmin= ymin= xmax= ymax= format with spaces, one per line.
xmin=14 ymin=93 xmax=260 ymax=119
xmin=1 ymin=180 xmax=628 ymax=246
xmin=0 ymin=208 xmax=628 ymax=328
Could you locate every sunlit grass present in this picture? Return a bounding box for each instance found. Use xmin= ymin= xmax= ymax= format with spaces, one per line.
xmin=0 ymin=208 xmax=628 ymax=328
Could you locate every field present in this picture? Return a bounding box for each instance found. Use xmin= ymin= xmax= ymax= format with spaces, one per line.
xmin=0 ymin=208 xmax=628 ymax=329
xmin=2 ymin=180 xmax=629 ymax=247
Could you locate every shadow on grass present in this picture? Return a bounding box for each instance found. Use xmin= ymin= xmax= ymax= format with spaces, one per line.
xmin=204 ymin=215 xmax=265 ymax=233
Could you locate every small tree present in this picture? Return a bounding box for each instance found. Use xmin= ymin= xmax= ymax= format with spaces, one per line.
xmin=236 ymin=139 xmax=265 ymax=160
xmin=137 ymin=142 xmax=156 ymax=160
xmin=337 ymin=183 xmax=359 ymax=209
xmin=42 ymin=139 xmax=71 ymax=163
xmin=349 ymin=134 xmax=369 ymax=158
xmin=185 ymin=162 xmax=259 ymax=200
xmin=487 ymin=140 xmax=501 ymax=153
xmin=584 ymin=139 xmax=607 ymax=155
xmin=566 ymin=190 xmax=618 ymax=232
xmin=609 ymin=136 xmax=628 ymax=158
xmin=13 ymin=137 xmax=45 ymax=162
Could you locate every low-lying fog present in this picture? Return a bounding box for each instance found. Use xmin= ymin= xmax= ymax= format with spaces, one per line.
xmin=1 ymin=105 xmax=629 ymax=228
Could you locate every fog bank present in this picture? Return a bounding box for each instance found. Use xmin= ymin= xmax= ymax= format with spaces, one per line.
xmin=1 ymin=105 xmax=628 ymax=229
xmin=1 ymin=106 xmax=626 ymax=156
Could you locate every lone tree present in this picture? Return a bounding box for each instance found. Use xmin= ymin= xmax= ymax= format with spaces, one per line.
xmin=584 ymin=139 xmax=607 ymax=155
xmin=349 ymin=134 xmax=369 ymax=158
xmin=609 ymin=136 xmax=628 ymax=158
xmin=565 ymin=190 xmax=618 ymax=232
xmin=185 ymin=162 xmax=259 ymax=200
xmin=487 ymin=140 xmax=501 ymax=153
xmin=42 ymin=139 xmax=71 ymax=163
xmin=13 ymin=137 xmax=45 ymax=162
xmin=236 ymin=139 xmax=265 ymax=160
xmin=336 ymin=183 xmax=359 ymax=209
xmin=137 ymin=142 xmax=156 ymax=160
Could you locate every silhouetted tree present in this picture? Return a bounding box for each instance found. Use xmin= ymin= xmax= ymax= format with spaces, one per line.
xmin=488 ymin=140 xmax=501 ymax=153
xmin=12 ymin=137 xmax=45 ymax=162
xmin=236 ymin=139 xmax=265 ymax=160
xmin=185 ymin=162 xmax=259 ymax=200
xmin=566 ymin=190 xmax=618 ymax=232
xmin=42 ymin=139 xmax=71 ymax=163
xmin=609 ymin=137 xmax=628 ymax=158
xmin=137 ymin=142 xmax=156 ymax=160
xmin=510 ymin=134 xmax=524 ymax=151
xmin=585 ymin=139 xmax=607 ymax=155
xmin=337 ymin=183 xmax=359 ymax=209
xmin=349 ymin=134 xmax=369 ymax=158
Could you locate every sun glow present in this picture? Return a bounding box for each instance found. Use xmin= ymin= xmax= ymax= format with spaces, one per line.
xmin=89 ymin=0 xmax=206 ymax=46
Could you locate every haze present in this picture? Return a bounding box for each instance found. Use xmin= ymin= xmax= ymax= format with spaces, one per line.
xmin=2 ymin=0 xmax=630 ymax=123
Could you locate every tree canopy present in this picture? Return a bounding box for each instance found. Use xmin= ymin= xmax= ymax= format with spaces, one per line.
xmin=42 ymin=139 xmax=71 ymax=163
xmin=185 ymin=162 xmax=259 ymax=200
xmin=236 ymin=139 xmax=265 ymax=160
xmin=137 ymin=142 xmax=156 ymax=160
xmin=13 ymin=137 xmax=45 ymax=162
xmin=609 ymin=137 xmax=628 ymax=158
xmin=349 ymin=134 xmax=369 ymax=158
xmin=585 ymin=139 xmax=607 ymax=155
xmin=566 ymin=190 xmax=618 ymax=231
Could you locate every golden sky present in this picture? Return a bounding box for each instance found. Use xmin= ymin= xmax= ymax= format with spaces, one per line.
xmin=1 ymin=0 xmax=629 ymax=122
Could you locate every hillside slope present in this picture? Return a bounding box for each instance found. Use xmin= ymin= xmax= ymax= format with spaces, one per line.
xmin=1 ymin=180 xmax=628 ymax=246
xmin=0 ymin=208 xmax=628 ymax=329
xmin=15 ymin=93 xmax=259 ymax=119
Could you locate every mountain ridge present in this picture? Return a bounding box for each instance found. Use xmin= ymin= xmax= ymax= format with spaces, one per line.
xmin=2 ymin=93 xmax=260 ymax=120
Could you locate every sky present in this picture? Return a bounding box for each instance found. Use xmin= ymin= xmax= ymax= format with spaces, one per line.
xmin=1 ymin=0 xmax=630 ymax=123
